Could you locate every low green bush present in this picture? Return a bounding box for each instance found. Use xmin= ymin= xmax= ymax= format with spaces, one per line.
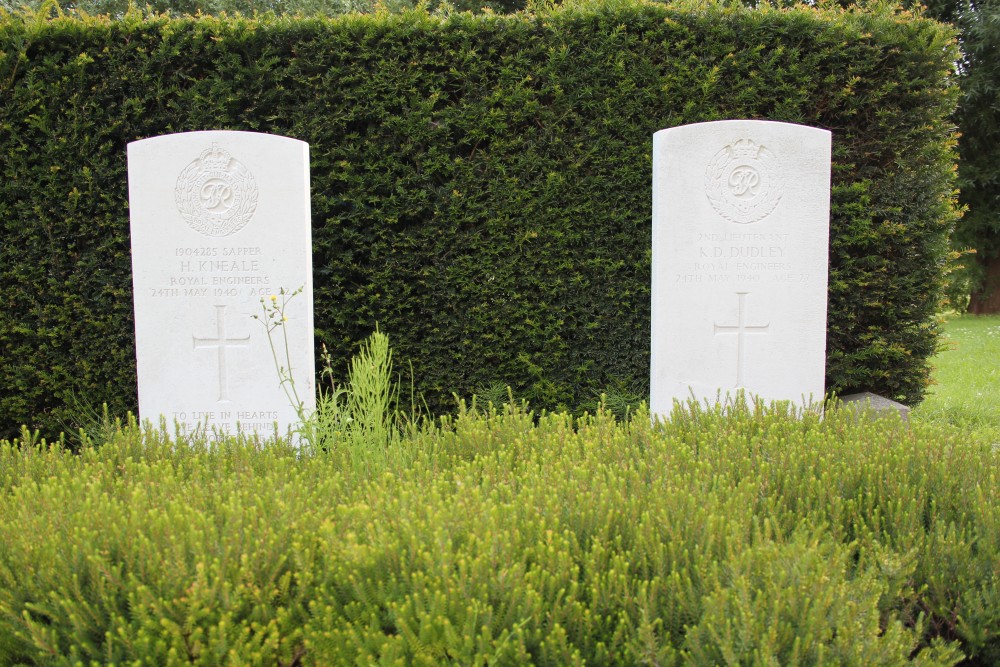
xmin=1 ymin=401 xmax=996 ymax=664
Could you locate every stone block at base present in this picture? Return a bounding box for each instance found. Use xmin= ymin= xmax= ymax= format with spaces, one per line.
xmin=838 ymin=392 xmax=911 ymax=423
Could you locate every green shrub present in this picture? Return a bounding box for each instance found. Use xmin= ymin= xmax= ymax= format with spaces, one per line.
xmin=2 ymin=401 xmax=999 ymax=663
xmin=0 ymin=1 xmax=960 ymax=437
xmin=682 ymin=530 xmax=960 ymax=666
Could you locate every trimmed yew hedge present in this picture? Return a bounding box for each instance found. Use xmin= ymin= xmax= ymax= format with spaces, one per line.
xmin=0 ymin=1 xmax=959 ymax=437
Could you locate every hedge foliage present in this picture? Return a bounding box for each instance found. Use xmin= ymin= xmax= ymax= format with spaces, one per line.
xmin=0 ymin=1 xmax=960 ymax=437
xmin=2 ymin=402 xmax=998 ymax=663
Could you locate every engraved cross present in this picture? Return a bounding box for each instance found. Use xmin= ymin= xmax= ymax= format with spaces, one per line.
xmin=713 ymin=292 xmax=770 ymax=388
xmin=193 ymin=305 xmax=250 ymax=402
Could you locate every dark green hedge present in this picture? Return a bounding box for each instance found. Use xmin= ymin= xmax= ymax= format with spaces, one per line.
xmin=0 ymin=1 xmax=960 ymax=437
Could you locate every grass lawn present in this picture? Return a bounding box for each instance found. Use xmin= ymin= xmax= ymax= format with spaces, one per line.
xmin=911 ymin=314 xmax=1000 ymax=443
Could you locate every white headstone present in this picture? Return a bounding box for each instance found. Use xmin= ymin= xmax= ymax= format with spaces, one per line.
xmin=128 ymin=131 xmax=314 ymax=438
xmin=650 ymin=120 xmax=831 ymax=417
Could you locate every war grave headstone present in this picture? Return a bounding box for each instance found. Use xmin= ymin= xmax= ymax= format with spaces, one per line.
xmin=650 ymin=120 xmax=832 ymax=418
xmin=128 ymin=130 xmax=314 ymax=438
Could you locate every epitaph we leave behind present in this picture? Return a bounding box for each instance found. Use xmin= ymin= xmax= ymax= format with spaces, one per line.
xmin=128 ymin=131 xmax=315 ymax=437
xmin=650 ymin=121 xmax=831 ymax=418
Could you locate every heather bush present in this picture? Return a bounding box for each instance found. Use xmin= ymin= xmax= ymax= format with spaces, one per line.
xmin=1 ymin=399 xmax=996 ymax=664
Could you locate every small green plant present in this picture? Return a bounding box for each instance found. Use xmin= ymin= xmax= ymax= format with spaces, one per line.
xmin=471 ymin=380 xmax=515 ymax=411
xmin=57 ymin=394 xmax=120 ymax=450
xmin=256 ymin=289 xmax=411 ymax=474
xmin=317 ymin=328 xmax=408 ymax=477
xmin=255 ymin=287 xmax=310 ymax=425
xmin=592 ymin=377 xmax=645 ymax=422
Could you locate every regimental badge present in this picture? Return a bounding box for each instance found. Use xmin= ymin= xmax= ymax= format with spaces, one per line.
xmin=704 ymin=139 xmax=783 ymax=225
xmin=175 ymin=143 xmax=259 ymax=237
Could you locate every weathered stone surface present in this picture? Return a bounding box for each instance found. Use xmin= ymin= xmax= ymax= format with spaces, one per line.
xmin=650 ymin=120 xmax=831 ymax=418
xmin=839 ymin=392 xmax=911 ymax=422
xmin=128 ymin=130 xmax=314 ymax=438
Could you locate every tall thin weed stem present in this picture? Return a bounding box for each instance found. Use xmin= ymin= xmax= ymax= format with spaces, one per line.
xmin=257 ymin=295 xmax=416 ymax=477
